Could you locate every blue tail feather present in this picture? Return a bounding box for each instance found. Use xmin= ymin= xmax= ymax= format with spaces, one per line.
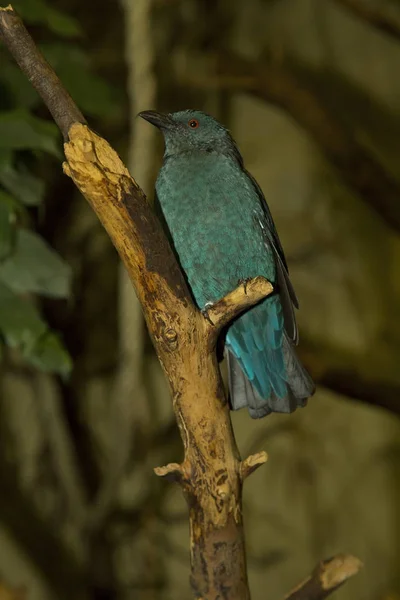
xmin=226 ymin=296 xmax=285 ymax=399
xmin=226 ymin=296 xmax=314 ymax=417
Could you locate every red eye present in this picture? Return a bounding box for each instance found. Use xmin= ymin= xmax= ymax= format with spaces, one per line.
xmin=188 ymin=119 xmax=199 ymax=129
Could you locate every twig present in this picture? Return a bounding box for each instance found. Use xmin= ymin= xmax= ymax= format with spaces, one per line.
xmin=284 ymin=554 xmax=362 ymax=600
xmin=240 ymin=451 xmax=268 ymax=480
xmin=0 ymin=6 xmax=86 ymax=138
xmin=332 ymin=0 xmax=400 ymax=42
xmin=0 ymin=7 xmax=273 ymax=598
xmin=206 ymin=276 xmax=273 ymax=336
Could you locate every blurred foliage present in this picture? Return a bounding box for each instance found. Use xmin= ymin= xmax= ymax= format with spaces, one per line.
xmin=0 ymin=0 xmax=123 ymax=375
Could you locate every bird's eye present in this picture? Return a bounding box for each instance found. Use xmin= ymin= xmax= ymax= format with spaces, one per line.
xmin=188 ymin=119 xmax=199 ymax=129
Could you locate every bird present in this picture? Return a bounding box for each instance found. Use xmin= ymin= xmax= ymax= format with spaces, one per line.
xmin=139 ymin=109 xmax=315 ymax=418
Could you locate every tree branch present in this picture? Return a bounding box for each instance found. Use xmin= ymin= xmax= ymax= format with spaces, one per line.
xmin=205 ymin=276 xmax=273 ymax=340
xmin=0 ymin=7 xmax=276 ymax=598
xmin=331 ymin=0 xmax=400 ymax=42
xmin=0 ymin=9 xmax=365 ymax=598
xmin=183 ymin=52 xmax=400 ymax=235
xmin=0 ymin=6 xmax=86 ymax=138
xmin=62 ymin=127 xmax=267 ymax=600
xmin=240 ymin=451 xmax=268 ymax=480
xmin=284 ymin=554 xmax=362 ymax=600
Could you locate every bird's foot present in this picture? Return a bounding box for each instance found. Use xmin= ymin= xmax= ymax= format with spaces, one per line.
xmin=201 ymin=302 xmax=215 ymax=325
xmin=238 ymin=277 xmax=253 ymax=295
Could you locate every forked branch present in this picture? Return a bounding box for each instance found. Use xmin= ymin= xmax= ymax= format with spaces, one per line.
xmin=0 ymin=6 xmax=362 ymax=599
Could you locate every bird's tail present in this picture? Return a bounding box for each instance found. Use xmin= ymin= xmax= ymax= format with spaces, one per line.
xmin=226 ymin=298 xmax=315 ymax=419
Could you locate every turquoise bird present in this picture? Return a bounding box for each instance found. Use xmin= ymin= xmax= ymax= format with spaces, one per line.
xmin=139 ymin=109 xmax=315 ymax=418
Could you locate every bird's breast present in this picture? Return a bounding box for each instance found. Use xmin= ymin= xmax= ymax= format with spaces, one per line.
xmin=156 ymin=154 xmax=275 ymax=306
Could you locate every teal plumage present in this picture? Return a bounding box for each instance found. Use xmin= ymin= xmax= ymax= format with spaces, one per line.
xmin=140 ymin=109 xmax=315 ymax=418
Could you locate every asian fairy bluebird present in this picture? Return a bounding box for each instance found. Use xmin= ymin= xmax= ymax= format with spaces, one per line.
xmin=139 ymin=109 xmax=315 ymax=418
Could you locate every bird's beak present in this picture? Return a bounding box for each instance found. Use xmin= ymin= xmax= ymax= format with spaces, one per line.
xmin=138 ymin=110 xmax=175 ymax=130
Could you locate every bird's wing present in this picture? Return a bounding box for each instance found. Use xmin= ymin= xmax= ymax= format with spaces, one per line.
xmin=244 ymin=170 xmax=288 ymax=269
xmin=244 ymin=168 xmax=299 ymax=345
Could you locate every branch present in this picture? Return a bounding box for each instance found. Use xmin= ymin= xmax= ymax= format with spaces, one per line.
xmin=0 ymin=7 xmax=274 ymax=598
xmin=240 ymin=451 xmax=268 ymax=480
xmin=184 ymin=52 xmax=400 ymax=235
xmin=284 ymin=554 xmax=362 ymax=600
xmin=332 ymin=0 xmax=400 ymax=42
xmin=0 ymin=10 xmax=363 ymax=599
xmin=205 ymin=276 xmax=273 ymax=339
xmin=0 ymin=6 xmax=85 ymax=138
xmin=154 ymin=462 xmax=185 ymax=483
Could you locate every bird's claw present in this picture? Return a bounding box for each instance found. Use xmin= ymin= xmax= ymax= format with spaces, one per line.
xmin=238 ymin=277 xmax=252 ymax=294
xmin=201 ymin=302 xmax=215 ymax=325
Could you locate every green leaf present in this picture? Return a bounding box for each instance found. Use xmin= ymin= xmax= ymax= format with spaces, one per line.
xmin=0 ymin=282 xmax=47 ymax=352
xmin=0 ymin=110 xmax=61 ymax=157
xmin=29 ymin=331 xmax=72 ymax=377
xmin=12 ymin=0 xmax=82 ymax=38
xmin=0 ymin=283 xmax=72 ymax=375
xmin=0 ymin=191 xmax=19 ymax=260
xmin=0 ymin=150 xmax=12 ymax=168
xmin=0 ymin=163 xmax=45 ymax=206
xmin=0 ymin=229 xmax=71 ymax=298
xmin=0 ymin=190 xmax=20 ymax=213
xmin=41 ymin=44 xmax=123 ymax=118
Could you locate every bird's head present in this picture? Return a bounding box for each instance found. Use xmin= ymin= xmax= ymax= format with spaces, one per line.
xmin=138 ymin=109 xmax=241 ymax=161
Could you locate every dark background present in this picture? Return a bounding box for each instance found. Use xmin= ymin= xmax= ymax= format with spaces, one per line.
xmin=0 ymin=0 xmax=399 ymax=599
